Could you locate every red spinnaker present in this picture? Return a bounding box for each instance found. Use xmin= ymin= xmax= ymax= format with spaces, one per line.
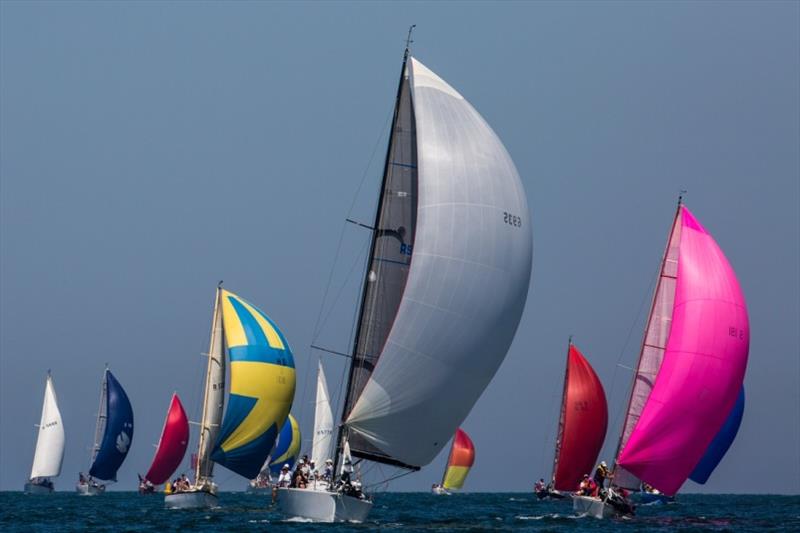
xmin=552 ymin=344 xmax=608 ymax=491
xmin=144 ymin=393 xmax=189 ymax=485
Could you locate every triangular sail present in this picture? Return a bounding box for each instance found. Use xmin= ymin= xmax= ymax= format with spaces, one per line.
xmin=30 ymin=374 xmax=65 ymax=480
xmin=343 ymin=56 xmax=532 ymax=469
xmin=441 ymin=428 xmax=475 ymax=491
xmin=551 ymin=343 xmax=608 ymax=491
xmin=341 ymin=50 xmax=419 ymax=468
xmin=613 ymin=208 xmax=682 ymax=490
xmin=210 ymin=289 xmax=296 ymax=479
xmin=616 ymin=206 xmax=749 ymax=495
xmin=311 ymin=362 xmax=334 ymax=467
xmin=144 ymin=393 xmax=189 ymax=485
xmin=195 ymin=288 xmax=226 ymax=482
xmin=89 ymin=370 xmax=134 ymax=481
xmin=690 ymin=386 xmax=745 ymax=484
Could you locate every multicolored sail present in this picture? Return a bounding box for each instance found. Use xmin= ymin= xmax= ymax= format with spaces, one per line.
xmin=616 ymin=205 xmax=749 ymax=495
xmin=211 ymin=289 xmax=296 ymax=479
xmin=551 ymin=342 xmax=608 ymax=491
xmin=89 ymin=370 xmax=134 ymax=481
xmin=441 ymin=429 xmax=475 ymax=491
xmin=690 ymin=386 xmax=745 ymax=484
xmin=144 ymin=393 xmax=189 ymax=485
xmin=268 ymin=414 xmax=301 ymax=476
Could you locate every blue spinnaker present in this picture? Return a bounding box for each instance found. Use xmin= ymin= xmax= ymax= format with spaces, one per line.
xmin=689 ymin=386 xmax=745 ymax=484
xmin=89 ymin=370 xmax=134 ymax=481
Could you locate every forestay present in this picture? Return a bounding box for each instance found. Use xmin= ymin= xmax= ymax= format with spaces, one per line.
xmin=345 ymin=57 xmax=533 ymax=469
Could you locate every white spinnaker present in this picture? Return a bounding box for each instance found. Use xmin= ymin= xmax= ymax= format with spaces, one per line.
xmin=346 ymin=57 xmax=533 ymax=468
xmin=30 ymin=375 xmax=65 ymax=479
xmin=311 ymin=361 xmax=334 ymax=467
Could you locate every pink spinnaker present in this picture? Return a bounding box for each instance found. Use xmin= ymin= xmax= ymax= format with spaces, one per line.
xmin=617 ymin=206 xmax=749 ymax=495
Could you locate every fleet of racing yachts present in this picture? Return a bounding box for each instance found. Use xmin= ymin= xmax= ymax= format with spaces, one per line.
xmin=21 ymin=32 xmax=749 ymax=522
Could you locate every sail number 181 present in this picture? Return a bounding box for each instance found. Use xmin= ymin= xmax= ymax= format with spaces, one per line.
xmin=503 ymin=211 xmax=522 ymax=228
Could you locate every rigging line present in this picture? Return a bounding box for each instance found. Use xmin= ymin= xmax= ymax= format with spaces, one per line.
xmin=604 ymin=256 xmax=663 ymax=458
xmin=363 ymin=467 xmax=416 ymax=491
xmin=301 ymin=106 xmax=393 ymax=421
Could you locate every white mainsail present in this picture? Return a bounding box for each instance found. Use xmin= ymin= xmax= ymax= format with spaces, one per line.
xmin=345 ymin=57 xmax=533 ymax=468
xmin=30 ymin=374 xmax=65 ymax=480
xmin=195 ymin=288 xmax=226 ymax=482
xmin=613 ymin=213 xmax=681 ymax=490
xmin=311 ymin=361 xmax=334 ymax=467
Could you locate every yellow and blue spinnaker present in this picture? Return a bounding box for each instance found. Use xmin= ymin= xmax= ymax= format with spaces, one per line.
xmin=211 ymin=289 xmax=296 ymax=479
xmin=268 ymin=414 xmax=301 ymax=475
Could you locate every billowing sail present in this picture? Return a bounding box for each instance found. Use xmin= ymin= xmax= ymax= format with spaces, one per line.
xmin=267 ymin=414 xmax=301 ymax=476
xmin=551 ymin=343 xmax=608 ymax=491
xmin=144 ymin=393 xmax=189 ymax=485
xmin=616 ymin=206 xmax=749 ymax=495
xmin=690 ymin=386 xmax=745 ymax=484
xmin=345 ymin=56 xmax=532 ymax=469
xmin=89 ymin=370 xmax=134 ymax=481
xmin=441 ymin=428 xmax=475 ymax=491
xmin=211 ymin=289 xmax=296 ymax=479
xmin=30 ymin=374 xmax=65 ymax=480
xmin=311 ymin=362 xmax=334 ymax=467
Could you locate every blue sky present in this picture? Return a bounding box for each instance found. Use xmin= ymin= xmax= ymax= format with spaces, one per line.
xmin=1 ymin=1 xmax=798 ymax=493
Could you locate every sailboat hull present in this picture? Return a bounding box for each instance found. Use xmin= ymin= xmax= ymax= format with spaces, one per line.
xmin=75 ymin=483 xmax=105 ymax=496
xmin=277 ymin=487 xmax=372 ymax=522
xmin=164 ymin=489 xmax=218 ymax=509
xmin=572 ymin=495 xmax=617 ymax=519
xmin=24 ymin=482 xmax=54 ymax=494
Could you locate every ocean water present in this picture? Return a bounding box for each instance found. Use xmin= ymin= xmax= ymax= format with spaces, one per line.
xmin=1 ymin=492 xmax=797 ymax=531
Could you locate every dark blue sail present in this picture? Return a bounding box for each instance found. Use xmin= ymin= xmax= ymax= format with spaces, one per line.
xmin=690 ymin=386 xmax=745 ymax=484
xmin=89 ymin=371 xmax=134 ymax=481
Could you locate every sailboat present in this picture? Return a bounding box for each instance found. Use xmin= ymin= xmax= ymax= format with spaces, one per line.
xmin=247 ymin=414 xmax=301 ymax=492
xmin=164 ymin=285 xmax=296 ymax=509
xmin=277 ymin=28 xmax=532 ymax=523
xmin=537 ymin=339 xmax=607 ymax=500
xmin=139 ymin=393 xmax=189 ymax=494
xmin=77 ymin=368 xmax=135 ymax=495
xmin=572 ymin=201 xmax=749 ymax=518
xmin=431 ymin=428 xmax=475 ymax=495
xmin=25 ymin=372 xmax=65 ymax=494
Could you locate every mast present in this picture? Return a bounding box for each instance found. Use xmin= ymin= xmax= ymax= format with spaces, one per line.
xmin=90 ymin=366 xmax=108 ymax=468
xmin=612 ymin=196 xmax=684 ymax=472
xmin=550 ymin=336 xmax=572 ymax=485
xmin=195 ymin=284 xmax=223 ymax=484
xmin=334 ymin=25 xmax=416 ymax=478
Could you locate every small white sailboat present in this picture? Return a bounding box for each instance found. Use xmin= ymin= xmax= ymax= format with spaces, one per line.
xmin=165 ymin=285 xmax=296 ymax=509
xmin=277 ymin=27 xmax=532 ymax=523
xmin=25 ymin=372 xmax=65 ymax=494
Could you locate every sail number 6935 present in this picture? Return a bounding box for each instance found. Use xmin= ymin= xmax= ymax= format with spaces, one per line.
xmin=503 ymin=211 xmax=522 ymax=228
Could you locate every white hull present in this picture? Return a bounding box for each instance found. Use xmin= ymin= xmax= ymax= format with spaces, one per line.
xmin=277 ymin=487 xmax=372 ymax=523
xmin=572 ymin=495 xmax=617 ymax=519
xmin=164 ymin=490 xmax=218 ymax=510
xmin=76 ymin=483 xmax=105 ymax=496
xmin=431 ymin=487 xmax=450 ymax=496
xmin=24 ymin=482 xmax=54 ymax=494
